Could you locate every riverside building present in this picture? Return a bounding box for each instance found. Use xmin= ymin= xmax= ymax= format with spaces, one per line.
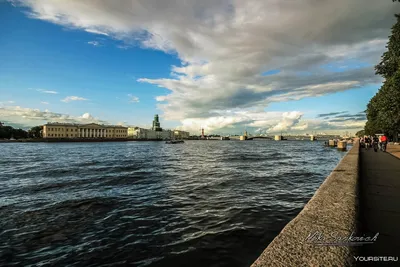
xmin=173 ymin=130 xmax=190 ymax=139
xmin=127 ymin=114 xmax=190 ymax=140
xmin=43 ymin=123 xmax=128 ymax=139
xmin=128 ymin=127 xmax=173 ymax=140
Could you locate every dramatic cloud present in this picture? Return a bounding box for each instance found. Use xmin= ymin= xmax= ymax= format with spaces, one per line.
xmin=61 ymin=96 xmax=88 ymax=103
xmin=128 ymin=94 xmax=140 ymax=103
xmin=0 ymin=106 xmax=108 ymax=128
xmin=268 ymin=112 xmax=303 ymax=133
xmin=11 ymin=0 xmax=399 ymax=132
xmin=176 ymin=109 xmax=365 ymax=134
xmin=326 ymin=112 xmax=367 ymax=123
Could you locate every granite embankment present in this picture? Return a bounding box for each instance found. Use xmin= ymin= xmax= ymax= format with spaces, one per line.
xmin=252 ymin=142 xmax=360 ymax=267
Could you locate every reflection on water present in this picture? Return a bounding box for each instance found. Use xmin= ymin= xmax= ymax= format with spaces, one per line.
xmin=0 ymin=140 xmax=345 ymax=266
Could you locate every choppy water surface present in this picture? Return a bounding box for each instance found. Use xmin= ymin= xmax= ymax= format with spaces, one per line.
xmin=0 ymin=140 xmax=346 ymax=267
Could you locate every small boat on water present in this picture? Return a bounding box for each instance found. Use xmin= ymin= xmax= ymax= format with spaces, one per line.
xmin=165 ymin=140 xmax=184 ymax=144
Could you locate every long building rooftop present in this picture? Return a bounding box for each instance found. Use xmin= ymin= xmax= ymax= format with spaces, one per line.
xmin=44 ymin=122 xmax=127 ymax=128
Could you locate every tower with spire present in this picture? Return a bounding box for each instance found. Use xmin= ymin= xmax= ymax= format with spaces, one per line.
xmin=152 ymin=114 xmax=162 ymax=131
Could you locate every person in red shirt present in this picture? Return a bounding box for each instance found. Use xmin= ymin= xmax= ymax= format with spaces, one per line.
xmin=381 ymin=134 xmax=388 ymax=152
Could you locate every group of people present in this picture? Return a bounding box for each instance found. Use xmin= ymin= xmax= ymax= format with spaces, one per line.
xmin=360 ymin=134 xmax=388 ymax=152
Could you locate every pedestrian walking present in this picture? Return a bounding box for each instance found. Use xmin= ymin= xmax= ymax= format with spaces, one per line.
xmin=381 ymin=134 xmax=388 ymax=152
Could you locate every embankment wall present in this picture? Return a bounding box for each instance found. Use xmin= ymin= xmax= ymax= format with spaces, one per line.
xmin=251 ymin=142 xmax=360 ymax=267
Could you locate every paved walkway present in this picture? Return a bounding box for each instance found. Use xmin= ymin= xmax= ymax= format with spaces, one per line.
xmin=387 ymin=144 xmax=400 ymax=159
xmin=359 ymin=145 xmax=400 ymax=261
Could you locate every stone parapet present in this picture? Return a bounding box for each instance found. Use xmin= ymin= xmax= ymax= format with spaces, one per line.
xmin=251 ymin=141 xmax=360 ymax=267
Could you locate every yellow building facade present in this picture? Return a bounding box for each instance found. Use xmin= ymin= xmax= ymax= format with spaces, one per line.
xmin=43 ymin=123 xmax=128 ymax=139
xmin=173 ymin=130 xmax=190 ymax=139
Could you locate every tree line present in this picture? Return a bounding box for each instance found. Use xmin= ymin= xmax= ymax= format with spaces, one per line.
xmin=364 ymin=4 xmax=400 ymax=141
xmin=0 ymin=122 xmax=42 ymax=139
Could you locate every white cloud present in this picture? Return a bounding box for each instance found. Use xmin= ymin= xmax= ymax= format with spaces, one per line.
xmin=128 ymin=94 xmax=139 ymax=103
xmin=61 ymin=96 xmax=88 ymax=103
xmin=41 ymin=101 xmax=49 ymax=105
xmin=85 ymin=28 xmax=109 ymax=36
xmin=117 ymin=44 xmax=130 ymax=49
xmin=176 ymin=109 xmax=366 ymax=134
xmin=267 ymin=112 xmax=303 ymax=133
xmin=0 ymin=106 xmax=108 ymax=128
xmin=80 ymin=112 xmax=94 ymax=120
xmin=87 ymin=41 xmax=101 ymax=46
xmin=0 ymin=101 xmax=15 ymax=106
xmin=36 ymin=89 xmax=58 ymax=94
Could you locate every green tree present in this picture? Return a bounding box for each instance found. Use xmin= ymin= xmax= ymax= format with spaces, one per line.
xmin=0 ymin=123 xmax=28 ymax=139
xmin=366 ymin=11 xmax=400 ymax=141
xmin=13 ymin=128 xmax=28 ymax=139
xmin=29 ymin=126 xmax=43 ymax=138
xmin=355 ymin=130 xmax=365 ymax=137
xmin=365 ymin=94 xmax=382 ymax=135
xmin=375 ymin=14 xmax=400 ymax=79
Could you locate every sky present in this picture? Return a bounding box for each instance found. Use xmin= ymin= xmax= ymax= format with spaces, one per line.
xmin=1 ymin=0 xmax=399 ymax=135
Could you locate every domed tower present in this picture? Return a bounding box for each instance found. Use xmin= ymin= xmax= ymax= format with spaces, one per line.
xmin=152 ymin=114 xmax=162 ymax=131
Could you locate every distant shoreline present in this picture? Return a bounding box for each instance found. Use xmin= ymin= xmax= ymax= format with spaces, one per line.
xmin=1 ymin=138 xmax=339 ymax=143
xmin=0 ymin=138 xmax=166 ymax=143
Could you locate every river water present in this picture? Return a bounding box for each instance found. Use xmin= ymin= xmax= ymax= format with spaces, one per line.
xmin=0 ymin=140 xmax=346 ymax=267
